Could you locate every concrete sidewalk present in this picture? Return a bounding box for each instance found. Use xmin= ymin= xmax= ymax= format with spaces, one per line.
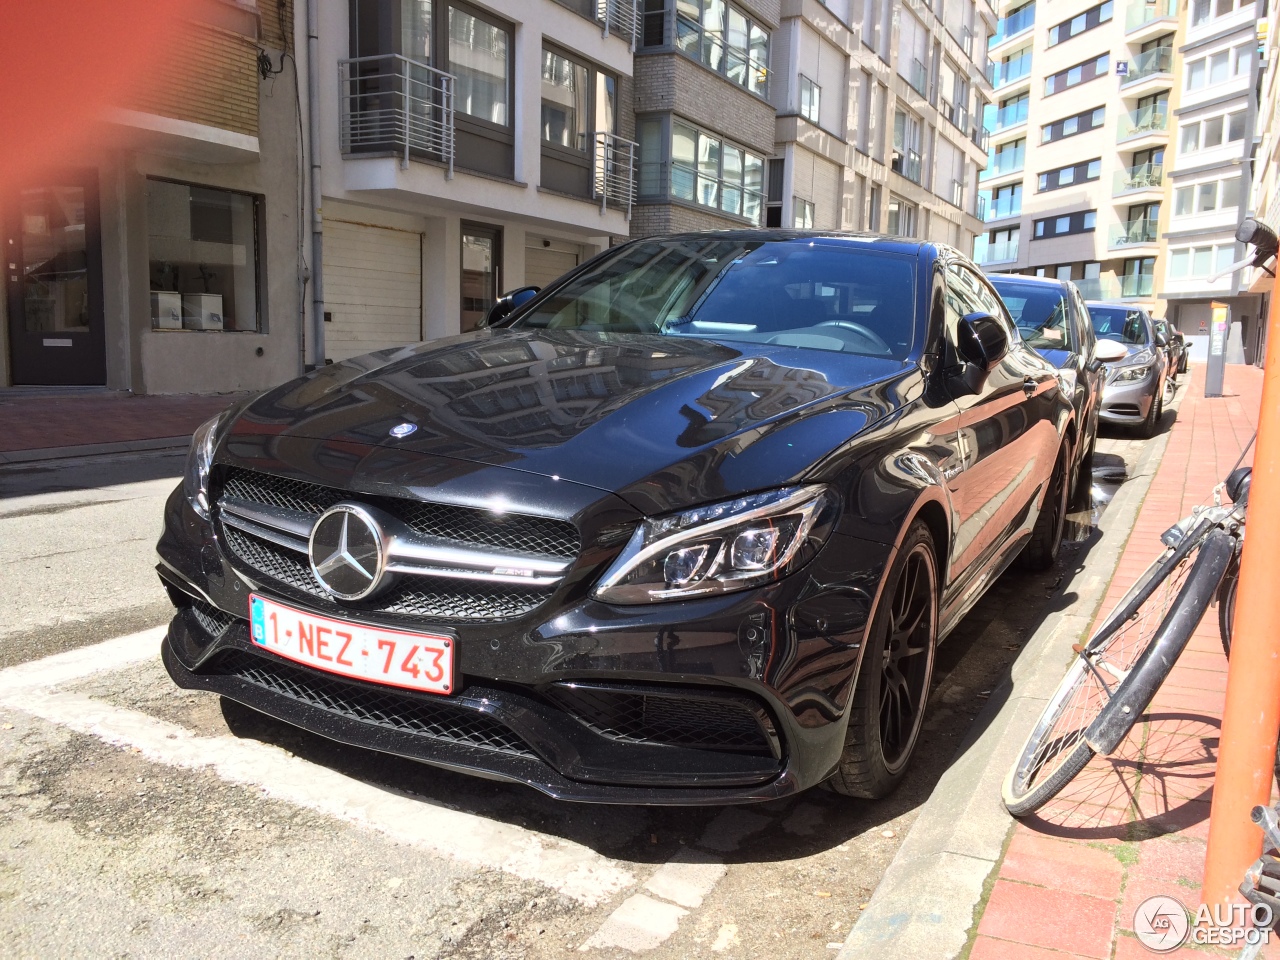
xmin=0 ymin=390 xmax=245 ymax=463
xmin=967 ymin=363 xmax=1265 ymax=960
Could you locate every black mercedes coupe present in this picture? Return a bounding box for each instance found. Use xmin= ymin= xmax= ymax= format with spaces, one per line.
xmin=157 ymin=232 xmax=1075 ymax=804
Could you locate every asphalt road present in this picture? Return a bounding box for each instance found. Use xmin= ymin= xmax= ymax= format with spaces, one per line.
xmin=0 ymin=419 xmax=1161 ymax=959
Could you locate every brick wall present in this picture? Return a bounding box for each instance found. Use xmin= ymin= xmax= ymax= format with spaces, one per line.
xmin=258 ymin=0 xmax=294 ymax=53
xmin=127 ymin=20 xmax=259 ymax=138
xmin=630 ymin=200 xmax=753 ymax=238
xmin=634 ymin=53 xmax=776 ymax=156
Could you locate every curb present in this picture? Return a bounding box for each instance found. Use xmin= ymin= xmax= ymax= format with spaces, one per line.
xmin=0 ymin=436 xmax=192 ymax=466
xmin=837 ymin=416 xmax=1179 ymax=960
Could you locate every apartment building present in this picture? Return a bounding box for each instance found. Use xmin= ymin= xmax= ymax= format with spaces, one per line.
xmin=1158 ymin=0 xmax=1264 ymax=362
xmin=972 ymin=0 xmax=1180 ymax=316
xmin=631 ymin=0 xmax=993 ymax=246
xmin=1 ymin=2 xmax=302 ymax=392
xmin=1247 ymin=7 xmax=1277 ymax=362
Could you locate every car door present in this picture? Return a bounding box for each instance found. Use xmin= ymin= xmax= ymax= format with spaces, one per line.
xmin=944 ymin=261 xmax=1060 ymax=596
xmin=1069 ymin=284 xmax=1102 ymax=441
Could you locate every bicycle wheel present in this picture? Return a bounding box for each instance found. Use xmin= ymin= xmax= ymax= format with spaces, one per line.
xmin=1003 ymin=524 xmax=1212 ymax=817
xmin=1219 ymin=556 xmax=1238 ymax=657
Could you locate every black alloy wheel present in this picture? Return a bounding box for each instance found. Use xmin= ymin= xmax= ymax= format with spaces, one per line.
xmin=829 ymin=521 xmax=938 ymax=799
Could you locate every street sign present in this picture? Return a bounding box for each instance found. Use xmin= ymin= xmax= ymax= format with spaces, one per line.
xmin=1116 ymin=61 xmax=1130 ymax=76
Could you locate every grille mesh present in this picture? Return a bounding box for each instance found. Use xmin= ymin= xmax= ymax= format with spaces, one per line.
xmin=547 ymin=686 xmax=772 ymax=754
xmin=189 ymin=597 xmax=235 ymax=638
xmin=206 ymin=649 xmax=536 ymax=757
xmin=221 ymin=524 xmax=551 ymax=622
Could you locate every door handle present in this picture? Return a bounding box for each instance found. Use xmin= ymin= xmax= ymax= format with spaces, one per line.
xmin=1022 ymin=377 xmax=1037 ymax=396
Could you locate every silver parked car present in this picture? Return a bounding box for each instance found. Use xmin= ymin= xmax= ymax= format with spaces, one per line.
xmin=1085 ymin=302 xmax=1170 ymax=438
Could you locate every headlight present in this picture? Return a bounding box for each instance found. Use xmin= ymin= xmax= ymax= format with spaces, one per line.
xmin=592 ymin=485 xmax=839 ymax=604
xmin=1113 ymin=364 xmax=1151 ymax=383
xmin=183 ymin=413 xmax=224 ymax=520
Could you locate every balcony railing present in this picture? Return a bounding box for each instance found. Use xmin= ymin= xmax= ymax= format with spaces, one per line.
xmin=596 ymin=0 xmax=640 ymax=48
xmin=1113 ymin=162 xmax=1164 ymax=195
xmin=985 ymin=198 xmax=1022 ymax=220
xmin=976 ymin=194 xmax=988 ymax=220
xmin=1075 ymin=276 xmax=1121 ymax=299
xmin=1126 ymin=0 xmax=1178 ymax=32
xmin=1117 ymin=104 xmax=1169 ymax=142
xmin=992 ymin=101 xmax=1029 ymax=130
xmin=593 ymin=131 xmax=637 ymax=217
xmin=1121 ymin=45 xmax=1173 ymax=85
xmin=992 ymin=55 xmax=1032 ymax=88
xmin=975 ymin=239 xmax=1019 ymax=264
xmin=972 ymin=124 xmax=991 ymax=151
xmin=980 ymin=149 xmax=1024 ymax=179
xmin=947 ymin=102 xmax=969 ymax=132
xmin=909 ymin=58 xmax=928 ymax=95
xmin=1109 ymin=217 xmax=1161 ymax=248
xmin=893 ymin=149 xmax=923 ymax=183
xmin=1120 ymin=273 xmax=1156 ymax=297
xmin=990 ymin=4 xmax=1036 ymax=46
xmin=339 ymin=55 xmax=456 ymax=176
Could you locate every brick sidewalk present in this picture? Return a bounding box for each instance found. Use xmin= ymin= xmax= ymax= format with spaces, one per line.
xmin=968 ymin=363 xmax=1267 ymax=960
xmin=0 ymin=390 xmax=246 ymax=455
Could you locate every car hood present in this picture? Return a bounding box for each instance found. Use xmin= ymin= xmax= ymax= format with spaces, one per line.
xmin=229 ymin=329 xmax=912 ymax=514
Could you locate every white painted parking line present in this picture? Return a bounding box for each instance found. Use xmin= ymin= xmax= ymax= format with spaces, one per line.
xmin=579 ymin=894 xmax=687 ymax=952
xmin=643 ymin=850 xmax=726 ymax=909
xmin=0 ymin=633 xmax=636 ymax=907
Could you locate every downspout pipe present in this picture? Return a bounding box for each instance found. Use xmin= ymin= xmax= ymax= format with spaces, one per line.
xmin=305 ymin=0 xmax=325 ymax=367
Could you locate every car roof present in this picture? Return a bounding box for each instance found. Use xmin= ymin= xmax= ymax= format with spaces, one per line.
xmin=649 ymin=230 xmax=938 ymax=258
xmin=985 ymin=273 xmax=1073 ymax=289
xmin=1085 ymin=301 xmax=1148 ymax=311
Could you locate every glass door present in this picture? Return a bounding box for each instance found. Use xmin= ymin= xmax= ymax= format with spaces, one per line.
xmin=460 ymin=222 xmax=500 ymax=332
xmin=5 ymin=172 xmax=106 ymax=385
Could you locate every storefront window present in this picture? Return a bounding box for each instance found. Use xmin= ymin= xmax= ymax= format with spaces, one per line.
xmin=146 ymin=180 xmax=260 ymax=332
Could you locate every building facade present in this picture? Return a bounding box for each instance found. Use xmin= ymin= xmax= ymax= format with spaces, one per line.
xmin=972 ymin=0 xmax=1180 ymax=317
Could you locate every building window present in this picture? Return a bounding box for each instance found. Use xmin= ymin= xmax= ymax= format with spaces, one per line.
xmin=1045 ymin=53 xmax=1109 ymax=95
xmin=1041 ymin=106 xmax=1105 ymax=143
xmin=449 ymin=6 xmax=510 ymax=125
xmin=989 ymin=182 xmax=1022 ymax=218
xmin=1032 ymin=209 xmax=1096 ymax=239
xmin=668 ymin=0 xmax=769 ymax=95
xmin=794 ymin=197 xmax=815 ymax=228
xmin=1038 ymin=158 xmax=1102 ymax=192
xmin=1173 ymin=176 xmax=1243 ymax=215
xmin=887 ymin=196 xmax=917 ymax=237
xmin=1178 ymin=110 xmax=1249 ymax=153
xmin=460 ymin=222 xmax=500 ymax=333
xmin=868 ymin=184 xmax=882 ymax=231
xmin=1191 ymin=0 xmax=1255 ymax=28
xmin=540 ymin=46 xmax=615 ymax=198
xmin=799 ymin=76 xmax=821 ymax=123
xmin=1047 ymin=0 xmax=1113 ymax=46
xmin=1168 ymin=243 xmax=1239 ymax=278
xmin=1185 ymin=42 xmax=1253 ymax=89
xmin=637 ymin=116 xmax=765 ymax=224
xmin=893 ymin=110 xmax=923 ymax=183
xmin=146 ymin=179 xmax=261 ymax=333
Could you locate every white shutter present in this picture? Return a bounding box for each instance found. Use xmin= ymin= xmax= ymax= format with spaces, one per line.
xmin=323 ymin=220 xmax=422 ymax=362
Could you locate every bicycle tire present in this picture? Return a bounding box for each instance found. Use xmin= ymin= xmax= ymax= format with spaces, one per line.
xmin=1219 ymin=558 xmax=1238 ymax=658
xmin=1003 ymin=522 xmax=1222 ymax=817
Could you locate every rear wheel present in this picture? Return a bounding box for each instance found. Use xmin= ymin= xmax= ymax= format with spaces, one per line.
xmin=829 ymin=522 xmax=938 ymax=799
xmin=1019 ymin=445 xmax=1069 ymax=571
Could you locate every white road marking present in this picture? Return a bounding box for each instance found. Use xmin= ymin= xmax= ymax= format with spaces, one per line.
xmin=579 ymin=895 xmax=687 ymax=953
xmin=642 ymin=850 xmax=726 ymax=909
xmin=0 ymin=632 xmax=635 ymax=907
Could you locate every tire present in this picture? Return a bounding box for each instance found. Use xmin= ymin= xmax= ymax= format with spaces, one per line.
xmin=1140 ymin=387 xmax=1164 ymax=439
xmin=829 ymin=522 xmax=938 ymax=799
xmin=1003 ymin=524 xmax=1216 ymax=817
xmin=1071 ymin=429 xmax=1097 ymax=512
xmin=1018 ymin=444 xmax=1070 ymax=572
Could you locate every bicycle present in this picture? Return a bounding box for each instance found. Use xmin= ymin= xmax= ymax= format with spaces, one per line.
xmin=1001 ymin=217 xmax=1277 ymax=818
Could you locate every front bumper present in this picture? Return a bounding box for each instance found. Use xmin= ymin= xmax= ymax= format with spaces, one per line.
xmin=1098 ymin=372 xmax=1157 ymax=425
xmin=157 ymin=485 xmax=888 ymax=804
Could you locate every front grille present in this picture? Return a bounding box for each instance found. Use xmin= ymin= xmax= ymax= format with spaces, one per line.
xmin=205 ymin=649 xmax=536 ymax=757
xmin=216 ymin=467 xmax=577 ymax=623
xmin=547 ymin=684 xmax=774 ymax=755
xmin=222 ymin=524 xmax=552 ymax=622
xmin=190 ymin=597 xmax=235 ymax=638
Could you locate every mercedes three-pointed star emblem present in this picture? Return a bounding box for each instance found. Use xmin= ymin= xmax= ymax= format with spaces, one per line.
xmin=308 ymin=503 xmax=388 ymax=601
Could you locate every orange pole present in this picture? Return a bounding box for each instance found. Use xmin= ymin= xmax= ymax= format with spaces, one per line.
xmin=1203 ymin=287 xmax=1280 ymax=909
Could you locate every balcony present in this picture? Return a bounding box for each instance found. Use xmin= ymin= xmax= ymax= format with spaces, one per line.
xmin=1120 ymin=46 xmax=1173 ymax=86
xmin=992 ymin=55 xmax=1032 ymax=89
xmin=1109 ymin=217 xmax=1161 ymax=249
xmin=972 ymin=125 xmax=991 ymax=151
xmin=596 ymin=0 xmax=640 ymax=47
xmin=593 ymin=132 xmax=637 ymax=216
xmin=1126 ymin=0 xmax=1178 ymax=33
xmin=908 ymin=58 xmax=928 ymax=95
xmin=975 ymin=239 xmax=1019 ymax=264
xmin=976 ymin=194 xmax=988 ymax=220
xmin=1120 ymin=273 xmax=1156 ymax=297
xmin=1075 ymin=276 xmax=1121 ymax=299
xmin=990 ymin=4 xmax=1036 ymax=47
xmin=985 ymin=198 xmax=1022 ymax=221
xmin=1113 ymin=162 xmax=1164 ymax=195
xmin=946 ymin=102 xmax=970 ymax=132
xmin=339 ymin=55 xmax=456 ymax=175
xmin=992 ymin=101 xmax=1029 ymax=131
xmin=979 ymin=150 xmax=1024 ymax=180
xmin=893 ymin=149 xmax=923 ymax=183
xmin=1117 ymin=104 xmax=1169 ymax=142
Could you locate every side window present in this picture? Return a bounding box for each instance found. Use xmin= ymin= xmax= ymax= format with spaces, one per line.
xmin=951 ymin=264 xmax=1017 ymax=340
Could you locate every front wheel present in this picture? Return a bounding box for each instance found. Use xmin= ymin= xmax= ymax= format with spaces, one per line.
xmin=1140 ymin=388 xmax=1164 ymax=439
xmin=829 ymin=522 xmax=938 ymax=799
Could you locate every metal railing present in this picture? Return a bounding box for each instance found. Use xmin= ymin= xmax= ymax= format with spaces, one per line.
xmin=1075 ymin=276 xmax=1121 ymax=299
xmin=993 ymin=100 xmax=1029 ymax=130
xmin=1121 ymin=45 xmax=1173 ymax=85
xmin=894 ymin=149 xmax=923 ymax=183
xmin=339 ymin=55 xmax=456 ymax=176
xmin=1113 ymin=162 xmax=1164 ymax=194
xmin=597 ymin=0 xmax=640 ymax=48
xmin=1121 ymin=273 xmax=1156 ymax=297
xmin=975 ymin=193 xmax=988 ymax=220
xmin=1109 ymin=217 xmax=1161 ymax=248
xmin=972 ymin=124 xmax=991 ymax=151
xmin=593 ymin=131 xmax=637 ymax=217
xmin=1126 ymin=0 xmax=1178 ymax=32
xmin=909 ymin=58 xmax=928 ymax=95
xmin=1117 ymin=104 xmax=1169 ymax=141
xmin=992 ymin=54 xmax=1032 ymax=88
xmin=948 ymin=102 xmax=969 ymax=132
xmin=990 ymin=4 xmax=1036 ymax=46
xmin=975 ymin=239 xmax=1019 ymax=264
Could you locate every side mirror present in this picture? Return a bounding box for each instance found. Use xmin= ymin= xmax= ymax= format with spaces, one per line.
xmin=483 ymin=285 xmax=540 ymax=328
xmin=1153 ymin=330 xmax=1169 ymax=348
xmin=951 ymin=312 xmax=1009 ymax=395
xmin=1093 ymin=339 xmax=1129 ymax=363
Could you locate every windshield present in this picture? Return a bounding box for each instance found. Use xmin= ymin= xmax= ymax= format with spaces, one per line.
xmin=509 ymin=238 xmax=918 ymax=359
xmin=1088 ymin=306 xmax=1150 ymax=346
xmin=990 ymin=281 xmax=1073 ymax=352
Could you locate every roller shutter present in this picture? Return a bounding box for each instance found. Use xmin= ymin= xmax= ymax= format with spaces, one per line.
xmin=322 ymin=219 xmax=422 ymax=363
